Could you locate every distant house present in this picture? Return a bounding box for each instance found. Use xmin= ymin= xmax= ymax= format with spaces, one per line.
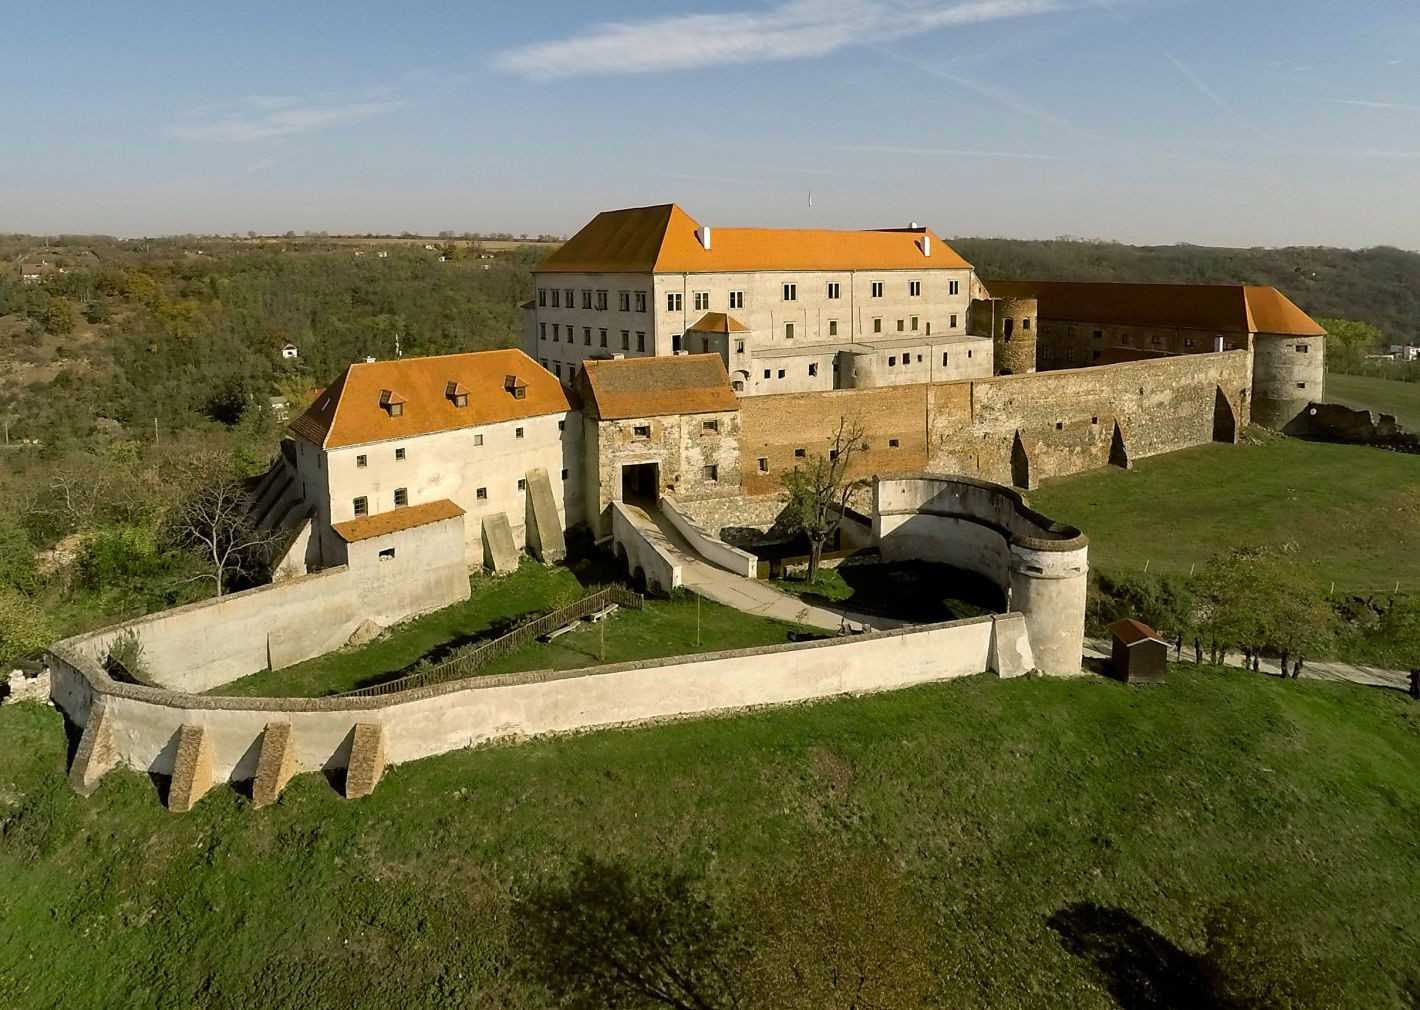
xmin=281 ymin=343 xmax=300 ymax=360
xmin=1388 ymin=344 xmax=1420 ymax=362
xmin=19 ymin=260 xmax=56 ymax=285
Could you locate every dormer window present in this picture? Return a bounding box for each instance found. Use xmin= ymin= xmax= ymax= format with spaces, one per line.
xmin=379 ymin=389 xmax=405 ymax=417
xmin=445 ymin=380 xmax=469 ymax=408
xmin=504 ymin=374 xmax=527 ymax=400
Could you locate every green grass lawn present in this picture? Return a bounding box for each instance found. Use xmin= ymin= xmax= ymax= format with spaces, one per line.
xmin=1326 ymin=372 xmax=1420 ymax=430
xmin=215 ymin=559 xmax=820 ymax=698
xmin=1027 ymin=438 xmax=1420 ymax=592
xmin=771 ymin=560 xmax=1004 ymax=622
xmin=3 ymin=668 xmax=1419 ymax=1008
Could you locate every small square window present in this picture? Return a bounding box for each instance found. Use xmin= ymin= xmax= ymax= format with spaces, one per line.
xmin=561 ymin=468 xmax=569 ymax=480
xmin=909 ymin=280 xmax=921 ymax=297
xmin=782 ymin=283 xmax=797 ymax=301
xmin=476 ymin=487 xmax=488 ymax=500
xmin=785 ymin=322 xmax=795 ymax=340
xmin=395 ymin=447 xmax=406 ymax=461
xmin=515 ymin=426 xmax=525 ymax=439
xmin=633 ymin=424 xmax=651 ymax=438
xmin=828 ymin=319 xmax=838 ymax=337
xmin=949 ymin=280 xmax=960 ymax=296
xmin=702 ymin=419 xmax=719 ymax=434
xmin=777 ymin=369 xmax=785 ymax=378
xmin=873 ymin=318 xmax=882 ymax=334
xmin=897 ymin=319 xmax=905 ymax=332
xmin=1091 ymin=415 xmax=1099 ymax=425
xmin=1023 ymin=318 xmax=1031 ymax=331
xmin=871 ymin=281 xmax=883 ymax=298
xmin=950 ymin=313 xmax=958 ymax=328
xmin=1297 ymin=344 xmax=1309 ymax=353
xmin=888 ymin=438 xmax=900 ymax=448
xmin=794 ymin=448 xmax=806 ymax=458
xmin=1296 ymin=381 xmax=1307 ymax=389
xmin=702 ymin=465 xmax=718 ymax=482
xmin=757 ymin=457 xmax=769 ymax=473
xmin=808 ymin=362 xmax=818 ymax=377
xmin=911 ymin=315 xmax=919 ymax=331
xmin=356 ymin=454 xmax=367 ymax=468
xmin=763 ymin=369 xmax=771 ymax=379
xmin=735 ymin=339 xmax=745 ymax=354
xmin=1055 ymin=421 xmax=1064 ymax=430
xmin=474 ymin=433 xmax=484 ymax=446
xmin=729 ymin=290 xmax=744 ymax=309
xmin=559 ymin=419 xmax=566 ymax=431
xmin=379 ymin=547 xmax=395 ymax=561
xmin=665 ymin=291 xmax=680 ymax=312
xmin=517 ymin=478 xmax=527 ymax=491
xmin=827 ymin=282 xmax=841 ymax=299
xmin=888 ymin=356 xmax=896 ymax=366
xmin=353 ymin=496 xmax=368 ymax=516
xmin=394 ymin=487 xmax=408 ymax=507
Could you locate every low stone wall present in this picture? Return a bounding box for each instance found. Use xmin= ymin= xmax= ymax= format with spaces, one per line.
xmin=660 ymin=496 xmax=758 ymax=578
xmin=677 ymin=494 xmax=787 ymax=540
xmin=69 ymin=515 xmax=471 ymax=694
xmin=47 ymin=610 xmax=1035 ymax=809
xmin=610 ymin=501 xmax=682 ymax=594
xmin=873 ymin=475 xmax=1088 ymax=675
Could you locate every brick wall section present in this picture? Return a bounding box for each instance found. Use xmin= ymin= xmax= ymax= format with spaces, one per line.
xmin=345 ymin=723 xmax=387 ymax=799
xmin=739 ymin=351 xmax=1251 ymax=491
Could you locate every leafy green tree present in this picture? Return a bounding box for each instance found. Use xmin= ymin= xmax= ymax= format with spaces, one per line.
xmin=42 ymin=298 xmax=76 ymax=335
xmin=1316 ymin=317 xmax=1385 ymax=373
xmin=780 ymin=417 xmax=868 ymax=583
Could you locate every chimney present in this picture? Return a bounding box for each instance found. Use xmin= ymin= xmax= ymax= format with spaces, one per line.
xmin=923 ymin=234 xmax=932 ymax=257
xmin=910 ymin=221 xmax=919 ymax=229
xmin=698 ymin=225 xmax=712 ymax=250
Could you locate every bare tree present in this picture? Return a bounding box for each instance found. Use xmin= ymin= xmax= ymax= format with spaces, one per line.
xmin=780 ymin=417 xmax=868 ymax=584
xmin=166 ymin=451 xmax=280 ymax=597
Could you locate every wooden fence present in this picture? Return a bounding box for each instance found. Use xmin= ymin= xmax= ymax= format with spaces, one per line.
xmin=337 ymin=586 xmax=644 ymax=699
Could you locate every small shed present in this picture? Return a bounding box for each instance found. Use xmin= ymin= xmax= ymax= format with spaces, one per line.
xmin=1108 ymin=618 xmax=1167 ymax=684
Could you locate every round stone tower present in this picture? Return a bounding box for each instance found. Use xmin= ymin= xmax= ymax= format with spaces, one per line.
xmin=1251 ymin=332 xmax=1325 ymax=431
xmin=970 ymin=295 xmax=1038 ymax=375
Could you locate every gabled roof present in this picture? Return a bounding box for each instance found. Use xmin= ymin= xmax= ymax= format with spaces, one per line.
xmin=578 ymin=354 xmax=737 ymax=420
xmin=333 ymin=499 xmax=465 ymax=543
xmin=1109 ymin=618 xmax=1165 ymax=646
xmin=289 ymin=348 xmax=570 ymax=450
xmin=537 ymin=203 xmax=971 ymax=274
xmin=982 ymin=280 xmax=1325 ymax=337
xmin=687 ymin=312 xmax=750 ymax=334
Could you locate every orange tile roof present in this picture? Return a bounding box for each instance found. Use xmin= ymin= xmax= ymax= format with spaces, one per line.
xmin=983 ymin=280 xmax=1324 ymax=337
xmin=687 ymin=312 xmax=750 ymax=334
xmin=289 ymin=348 xmax=571 ymax=449
xmin=537 ymin=203 xmax=971 ymax=274
xmin=578 ymin=354 xmax=738 ymax=420
xmin=333 ymin=498 xmax=465 ymax=543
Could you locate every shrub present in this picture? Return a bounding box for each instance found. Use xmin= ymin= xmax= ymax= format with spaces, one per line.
xmin=104 ymin=628 xmax=150 ymax=684
xmin=0 ymin=590 xmax=52 ymax=666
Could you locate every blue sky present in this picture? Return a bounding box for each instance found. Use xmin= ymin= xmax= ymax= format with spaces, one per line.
xmin=3 ymin=1 xmax=1418 ymax=248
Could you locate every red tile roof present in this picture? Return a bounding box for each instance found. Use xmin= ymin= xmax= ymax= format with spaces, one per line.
xmin=333 ymin=498 xmax=465 ymax=543
xmin=578 ymin=354 xmax=737 ymax=420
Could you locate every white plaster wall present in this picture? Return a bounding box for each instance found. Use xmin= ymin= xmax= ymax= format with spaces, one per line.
xmin=660 ymin=496 xmax=758 ymax=578
xmin=52 ymin=612 xmax=1019 ymax=782
xmin=530 ymin=271 xmax=657 ymax=378
xmin=324 ymin=411 xmax=581 ymax=568
xmin=610 ymin=501 xmax=682 ymax=593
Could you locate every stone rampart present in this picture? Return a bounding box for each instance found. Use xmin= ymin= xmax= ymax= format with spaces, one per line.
xmin=47 ymin=610 xmax=1032 ymax=809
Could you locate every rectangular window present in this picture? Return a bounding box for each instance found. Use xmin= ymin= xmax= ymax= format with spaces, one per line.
xmin=636 ymin=331 xmax=646 ymax=351
xmin=393 ymin=487 xmax=408 ymax=507
xmin=794 ymin=448 xmax=806 ymax=458
xmin=911 ymin=315 xmax=919 ymax=331
xmin=763 ymin=369 xmax=771 ymax=379
xmin=666 ymin=292 xmax=682 ymax=312
xmin=538 ymin=288 xmax=547 ymax=307
xmin=694 ymin=291 xmax=710 ymax=311
xmin=702 ymin=465 xmax=718 ymax=482
xmin=599 ymin=328 xmax=608 ymax=347
xmin=561 ymin=468 xmax=569 ymax=481
xmin=827 ymin=282 xmax=841 ymax=299
xmin=553 ymin=362 xmax=562 ymax=378
xmin=539 ymin=322 xmax=547 ymax=341
xmin=564 ymin=288 xmax=573 ymax=306
xmin=596 ymin=290 xmax=608 ymax=311
xmin=808 ymin=362 xmax=818 ymax=377
xmin=474 ymin=433 xmax=484 ymax=446
xmin=757 ymin=457 xmax=769 ymax=473
xmin=633 ymin=424 xmax=651 ymax=438
xmin=735 ymin=339 xmax=745 ymax=354
xmin=551 ymin=289 xmax=561 ymax=308
xmin=871 ymin=281 xmax=883 ymax=298
xmin=702 ymin=419 xmax=719 ymax=434
xmin=777 ymin=369 xmax=786 ymax=379
xmin=1023 ymin=318 xmax=1031 ymax=331
xmin=828 ymin=319 xmax=838 ymax=337
xmin=582 ymin=289 xmax=592 ymax=309
xmin=636 ymin=291 xmax=648 ymax=313
xmin=888 ymin=356 xmax=896 ymax=366
xmin=785 ymin=322 xmax=795 ymax=340
xmin=941 ymin=352 xmax=949 ymax=366
xmin=782 ymin=283 xmax=797 ymax=301
xmin=559 ymin=420 xmax=566 ymax=431
xmin=888 ymin=438 xmax=900 ymax=448
xmin=379 ymin=547 xmax=395 ymax=561
xmin=1297 ymin=344 xmax=1309 ymax=353
xmin=356 ymin=454 xmax=367 ymax=468
xmin=873 ymin=317 xmax=883 ymax=334
xmin=1296 ymin=381 xmax=1307 ymax=389
xmin=621 ymin=330 xmax=630 ymax=350
xmin=619 ymin=291 xmax=631 ymax=312
xmin=897 ymin=319 xmax=905 ymax=332
xmin=352 ymin=496 xmax=368 ymax=516
xmin=729 ymin=290 xmax=744 ymax=309
xmin=395 ymin=447 xmax=406 ymax=461
xmin=515 ymin=426 xmax=525 ymax=438
xmin=949 ymin=280 xmax=960 ymax=296
xmin=909 ymin=280 xmax=921 ymax=297
xmin=517 ymin=478 xmax=527 ymax=491
xmin=1184 ymin=337 xmax=1196 ymax=349
xmin=950 ymin=313 xmax=958 ymax=328
xmin=476 ymin=487 xmax=487 ymax=500
xmin=552 ymin=323 xmax=560 ymax=342
xmin=584 ymin=327 xmax=592 ymax=345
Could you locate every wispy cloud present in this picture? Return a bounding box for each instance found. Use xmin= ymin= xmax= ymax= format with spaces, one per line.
xmin=171 ymin=95 xmax=404 ymax=142
xmin=1334 ymin=98 xmax=1420 ymax=112
xmin=1164 ymin=52 xmax=1231 ymax=114
xmin=841 ymin=142 xmax=1065 ymax=160
xmin=492 ymin=0 xmax=1090 ymax=79
xmin=879 ymin=48 xmax=1087 ymax=134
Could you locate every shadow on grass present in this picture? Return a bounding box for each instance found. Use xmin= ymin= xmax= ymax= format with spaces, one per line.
xmin=1049 ymin=903 xmax=1217 ymax=1010
xmin=781 ymin=561 xmax=1006 ymax=624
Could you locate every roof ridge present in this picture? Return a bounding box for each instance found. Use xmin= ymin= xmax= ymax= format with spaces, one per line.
xmin=319 ymin=365 xmax=353 ymax=450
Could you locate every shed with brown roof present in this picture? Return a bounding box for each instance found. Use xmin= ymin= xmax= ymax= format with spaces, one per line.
xmin=1107 ymin=618 xmax=1168 ymax=684
xmin=289 ymin=348 xmax=571 ymax=449
xmin=577 ymin=354 xmax=738 ymax=420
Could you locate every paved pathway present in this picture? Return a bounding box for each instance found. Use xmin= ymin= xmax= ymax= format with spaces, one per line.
xmin=1084 ymin=638 xmax=1411 ymax=692
xmin=622 ymin=503 xmax=901 ymax=633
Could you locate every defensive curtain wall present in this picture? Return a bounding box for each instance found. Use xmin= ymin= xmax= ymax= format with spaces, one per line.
xmin=737 ymin=349 xmax=1251 ymax=493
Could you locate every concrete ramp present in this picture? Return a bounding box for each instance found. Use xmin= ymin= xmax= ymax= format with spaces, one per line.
xmin=524 ymin=468 xmax=566 ymax=564
xmin=481 ymin=513 xmax=519 ymax=573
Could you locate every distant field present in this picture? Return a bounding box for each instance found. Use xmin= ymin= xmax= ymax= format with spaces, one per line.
xmin=1325 ymin=372 xmax=1420 ymax=430
xmin=1027 ymin=438 xmax=1420 ymax=591
xmin=239 ymin=235 xmax=561 ymax=251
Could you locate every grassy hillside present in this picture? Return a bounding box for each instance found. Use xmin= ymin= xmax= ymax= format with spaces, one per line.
xmin=953 ymin=237 xmax=1420 ymax=344
xmin=1325 ymin=373 xmax=1420 ymax=430
xmin=1026 ymin=438 xmax=1420 ymax=592
xmin=2 ymin=668 xmax=1417 ymax=1008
